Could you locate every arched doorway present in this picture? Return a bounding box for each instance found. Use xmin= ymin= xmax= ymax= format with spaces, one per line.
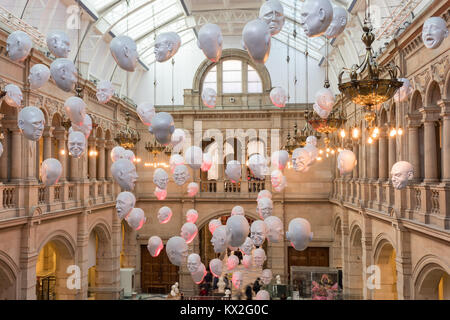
xmin=0 ymin=252 xmax=18 ymax=300
xmin=415 ymin=263 xmax=449 ymax=300
xmin=348 ymin=226 xmax=363 ymax=299
xmin=332 ymin=218 xmax=342 ymax=269
xmin=374 ymin=240 xmax=398 ymax=300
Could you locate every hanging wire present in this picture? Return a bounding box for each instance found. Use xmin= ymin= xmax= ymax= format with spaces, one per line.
xmin=305 ymin=38 xmax=309 ymax=105
xmin=126 ymin=0 xmax=129 ymax=100
xmin=324 ymin=38 xmax=330 ymax=88
xmin=287 ymin=30 xmax=290 ymax=103
xmin=293 ymin=0 xmax=298 ymax=104
xmin=153 ymin=5 xmax=157 ymax=105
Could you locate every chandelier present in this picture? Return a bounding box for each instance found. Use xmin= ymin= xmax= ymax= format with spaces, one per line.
xmin=283 ymin=122 xmax=319 ymax=155
xmin=114 ymin=111 xmax=140 ymax=149
xmin=144 ymin=139 xmax=167 ymax=157
xmin=306 ymin=103 xmax=345 ymax=135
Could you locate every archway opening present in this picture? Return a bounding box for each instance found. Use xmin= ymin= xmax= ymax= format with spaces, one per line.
xmin=348 ymin=227 xmax=363 ymax=299
xmin=0 ymin=257 xmax=17 ymax=300
xmin=374 ymin=242 xmax=398 ymax=300
xmin=416 ymin=264 xmax=449 ymax=300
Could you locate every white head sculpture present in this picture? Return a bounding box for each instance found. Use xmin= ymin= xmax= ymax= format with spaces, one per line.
xmin=306 ymin=135 xmax=318 ymax=147
xmin=273 ymin=175 xmax=287 ymax=192
xmin=116 ymin=191 xmax=136 ymax=220
xmin=4 ymin=84 xmax=23 ymax=107
xmin=187 ymin=253 xmax=202 ymax=273
xmin=227 ymin=254 xmax=239 ymax=271
xmin=64 ymin=97 xmax=86 ymax=127
xmin=257 ymin=189 xmax=272 ymax=201
xmin=422 ymin=17 xmax=448 ymax=49
xmin=68 ymin=131 xmax=86 ymax=158
xmin=211 ymin=225 xmax=228 ymax=253
xmin=96 ymin=80 xmax=115 ymax=104
xmin=0 ymin=142 xmax=3 ymax=158
xmin=110 ymin=35 xmax=138 ymax=72
xmin=226 ymin=215 xmax=250 ymax=248
xmin=391 ymin=161 xmax=414 ymax=190
xmin=225 ymin=160 xmax=242 ymax=183
xmin=197 ymin=23 xmax=223 ymax=62
xmin=250 ymin=220 xmax=267 ymax=247
xmin=255 ymin=290 xmax=270 ymax=300
xmin=253 ymin=248 xmax=267 ymax=267
xmin=201 ymin=87 xmax=217 ymax=109
xmin=187 ymin=182 xmax=199 ymax=197
xmin=337 ymin=149 xmax=357 ymax=176
xmin=126 ymin=208 xmax=146 ymax=230
xmin=286 ymin=218 xmax=313 ymax=251
xmin=169 ymin=154 xmax=185 ymax=173
xmin=173 ymin=165 xmax=190 ymax=186
xmin=201 ymin=153 xmax=213 ymax=172
xmin=122 ymin=150 xmax=136 ymax=163
xmin=299 ymin=0 xmax=334 ymax=38
xmin=264 ymin=215 xmax=283 ymax=243
xmin=242 ymin=19 xmax=271 ymax=64
xmin=249 ymin=154 xmax=269 ymax=179
xmin=209 ymin=219 xmax=222 ymax=235
xmin=259 ymin=0 xmax=285 ymax=36
xmin=50 ymin=58 xmax=77 ymax=92
xmin=147 ymin=236 xmax=164 ymax=257
xmin=171 ymin=129 xmax=186 ymax=152
xmin=137 ymin=102 xmax=155 ymax=126
xmin=149 ymin=112 xmax=175 ymax=146
xmin=157 ymin=206 xmax=173 ymax=224
xmin=271 ymin=170 xmax=284 ymax=189
xmin=40 ymin=158 xmax=62 ymax=186
xmin=231 ymin=206 xmax=245 ymax=216
xmin=186 ymin=209 xmax=199 ymax=224
xmin=46 ymin=31 xmax=70 ymax=58
xmin=29 ymin=64 xmax=50 ymax=89
xmin=271 ymin=150 xmax=289 ymax=170
xmin=313 ymin=102 xmax=331 ymax=119
xmin=191 ymin=263 xmax=207 ymax=284
xmin=71 ymin=114 xmax=92 ymax=139
xmin=232 ymin=271 xmax=243 ymax=289
xmin=292 ymin=148 xmax=312 ymax=173
xmin=154 ymin=187 xmax=167 ymax=200
xmin=209 ymin=258 xmax=223 ymax=278
xmin=394 ymin=78 xmax=414 ymax=103
xmin=315 ymin=87 xmax=335 ymax=113
xmin=154 ymin=32 xmax=181 ymax=63
xmin=242 ymin=254 xmax=252 ymax=269
xmin=18 ymin=106 xmax=45 ymax=141
xmin=111 ymin=159 xmax=138 ymax=191
xmin=261 ymin=269 xmax=273 ymax=285
xmin=180 ymin=222 xmax=198 ymax=244
xmin=239 ymin=237 xmax=254 ymax=256
xmin=325 ymin=6 xmax=348 ymax=39
xmin=270 ymin=86 xmax=287 ymax=108
xmin=153 ymin=168 xmax=169 ymax=190
xmin=185 ymin=146 xmax=203 ymax=170
xmin=166 ymin=236 xmax=188 ymax=266
xmin=6 ymin=31 xmax=32 ymax=62
xmin=257 ymin=197 xmax=273 ymax=220
xmin=304 ymin=143 xmax=318 ymax=166
xmin=111 ymin=146 xmax=125 ymax=162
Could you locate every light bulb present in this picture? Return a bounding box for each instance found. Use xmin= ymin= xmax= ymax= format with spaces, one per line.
xmin=337 ymin=148 xmax=342 ymax=153
xmin=331 ymin=150 xmax=335 ymax=155
xmin=352 ymin=127 xmax=359 ymax=139
xmin=390 ymin=128 xmax=397 ymax=137
xmin=340 ymin=129 xmax=346 ymax=138
xmin=60 ymin=150 xmax=66 ymax=155
xmin=319 ymin=149 xmax=323 ymax=155
xmin=372 ymin=132 xmax=377 ymax=138
xmin=374 ymin=127 xmax=379 ymax=135
xmin=326 ymin=148 xmax=330 ymax=153
xmin=317 ymin=156 xmax=322 ymax=161
xmin=368 ymin=137 xmax=373 ymax=144
xmin=398 ymin=128 xmax=403 ymax=135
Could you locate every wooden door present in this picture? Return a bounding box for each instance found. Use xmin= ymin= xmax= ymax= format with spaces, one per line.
xmin=288 ymin=247 xmax=329 ymax=269
xmin=141 ymin=245 xmax=179 ymax=294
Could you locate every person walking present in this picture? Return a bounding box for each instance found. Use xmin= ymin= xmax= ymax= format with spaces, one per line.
xmin=252 ymin=277 xmax=261 ymax=294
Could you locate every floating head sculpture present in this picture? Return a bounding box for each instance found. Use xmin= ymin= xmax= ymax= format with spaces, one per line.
xmin=257 ymin=197 xmax=273 ymax=220
xmin=225 ymin=160 xmax=242 ymax=183
xmin=259 ymin=0 xmax=285 ymax=36
xmin=153 ymin=168 xmax=169 ymax=190
xmin=96 ymin=80 xmax=115 ymax=104
xmin=261 ymin=269 xmax=273 ymax=285
xmin=211 ymin=225 xmax=228 ymax=253
xmin=18 ymin=106 xmax=45 ymax=141
xmin=50 ymin=58 xmax=77 ymax=92
xmin=271 ymin=150 xmax=289 ymax=170
xmin=257 ymin=190 xmax=272 ymax=201
xmin=111 ymin=159 xmax=138 ymax=191
xmin=71 ymin=114 xmax=92 ymax=139
xmin=232 ymin=271 xmax=243 ymax=289
xmin=201 ymin=87 xmax=217 ymax=109
xmin=325 ymin=6 xmax=348 ymax=39
xmin=110 ymin=35 xmax=138 ymax=72
xmin=391 ymin=161 xmax=414 ymax=190
xmin=273 ymin=175 xmax=287 ymax=192
xmin=64 ymin=97 xmax=86 ymax=127
xmin=270 ymin=87 xmax=287 ymax=108
xmin=264 ymin=215 xmax=283 ymax=243
xmin=239 ymin=237 xmax=254 ymax=256
xmin=186 ymin=209 xmax=199 ymax=224
xmin=306 ymin=135 xmax=318 ymax=147
xmin=253 ymin=248 xmax=266 ymax=267
xmin=231 ymin=206 xmax=245 ymax=216
xmin=242 ymin=254 xmax=252 ymax=269
xmin=171 ymin=129 xmax=186 ymax=152
xmin=187 ymin=253 xmax=202 ymax=273
xmin=286 ymin=218 xmax=313 ymax=251
xmin=201 ymin=153 xmax=213 ymax=172
xmin=422 ymin=17 xmax=448 ymax=49
xmin=337 ymin=149 xmax=357 ymax=176
xmin=122 ymin=150 xmax=135 ymax=163
xmin=209 ymin=258 xmax=223 ymax=278
xmin=304 ymin=143 xmax=318 ymax=166
xmin=154 ymin=187 xmax=167 ymax=200
xmin=40 ymin=158 xmax=62 ymax=186
xmin=313 ymin=102 xmax=331 ymax=119
xmin=29 ymin=64 xmax=50 ymax=90
xmin=197 ymin=23 xmax=223 ymax=62
xmin=250 ymin=220 xmax=267 ymax=247
xmin=68 ymin=131 xmax=86 ymax=158
xmin=255 ymin=290 xmax=270 ymax=300
xmin=154 ymin=32 xmax=181 ymax=63
xmin=226 ymin=215 xmax=250 ymax=248
xmin=209 ymin=219 xmax=222 ymax=235
xmin=292 ymin=148 xmax=312 ymax=173
xmin=173 ymin=165 xmax=190 ymax=186
xmin=393 ymin=78 xmax=414 ymax=103
xmin=46 ymin=31 xmax=70 ymax=58
xmin=149 ymin=112 xmax=175 ymax=146
xmin=147 ymin=236 xmax=163 ymax=257
xmin=299 ymin=0 xmax=334 ymax=37
xmin=180 ymin=222 xmax=198 ymax=244
xmin=166 ymin=236 xmax=188 ymax=266
xmin=170 ymin=154 xmax=185 ymax=173
xmin=187 ymin=182 xmax=199 ymax=197
xmin=185 ymin=146 xmax=203 ymax=170
xmin=126 ymin=208 xmax=146 ymax=230
xmin=315 ymin=87 xmax=335 ymax=113
xmin=137 ymin=102 xmax=155 ymax=126
xmin=191 ymin=263 xmax=207 ymax=284
xmin=242 ymin=19 xmax=271 ymax=64
xmin=115 ymin=191 xmax=136 ymax=220
xmin=227 ymin=254 xmax=239 ymax=271
xmin=4 ymin=84 xmax=23 ymax=107
xmin=0 ymin=142 xmax=3 ymax=158
xmin=6 ymin=30 xmax=32 ymax=62
xmin=157 ymin=206 xmax=172 ymax=224
xmin=271 ymin=170 xmax=284 ymax=188
xmin=111 ymin=146 xmax=125 ymax=162
xmin=249 ymin=154 xmax=268 ymax=179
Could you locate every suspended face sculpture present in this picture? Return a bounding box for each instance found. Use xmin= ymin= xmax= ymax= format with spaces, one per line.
xmin=394 ymin=78 xmax=414 ymax=103
xmin=6 ymin=30 xmax=32 ymax=62
xmin=29 ymin=64 xmax=50 ymax=89
xmin=313 ymin=102 xmax=331 ymax=119
xmin=242 ymin=254 xmax=252 ymax=269
xmin=271 ymin=150 xmax=289 ymax=170
xmin=50 ymin=58 xmax=77 ymax=92
xmin=166 ymin=236 xmax=188 ymax=267
xmin=111 ymin=146 xmax=125 ymax=162
xmin=116 ymin=191 xmax=136 ymax=220
xmin=185 ymin=146 xmax=203 ymax=170
xmin=257 ymin=189 xmax=272 ymax=201
xmin=315 ymin=87 xmax=335 ymax=113
xmin=126 ymin=208 xmax=146 ymax=230
xmin=18 ymin=106 xmax=45 ymax=141
xmin=0 ymin=142 xmax=3 ymax=158
xmin=122 ymin=150 xmax=135 ymax=163
xmin=249 ymin=154 xmax=269 ymax=179
xmin=171 ymin=129 xmax=186 ymax=151
xmin=211 ymin=225 xmax=228 ymax=253
xmin=239 ymin=237 xmax=254 ymax=256
xmin=299 ymin=0 xmax=334 ymax=38
xmin=68 ymin=131 xmax=86 ymax=158
xmin=186 ymin=209 xmax=199 ymax=224
xmin=391 ymin=161 xmax=414 ymax=190
xmin=170 ymin=154 xmax=185 ymax=173
xmin=259 ymin=0 xmax=285 ymax=36
xmin=147 ymin=236 xmax=163 ymax=257
xmin=271 ymin=170 xmax=284 ymax=188
xmin=270 ymin=87 xmax=287 ymax=108
xmin=292 ymin=148 xmax=312 ymax=173
xmin=4 ymin=84 xmax=23 ymax=107
xmin=273 ymin=175 xmax=287 ymax=192
xmin=173 ymin=164 xmax=190 ymax=186
xmin=253 ymin=248 xmax=267 ymax=267
xmin=64 ymin=97 xmax=86 ymax=127
xmin=71 ymin=114 xmax=92 ymax=139
xmin=209 ymin=258 xmax=223 ymax=278
xmin=264 ymin=216 xmax=283 ymax=243
xmin=180 ymin=222 xmax=198 ymax=244
xmin=148 ymin=112 xmax=175 ymax=146
xmin=306 ymin=135 xmax=318 ymax=147
xmin=191 ymin=263 xmax=207 ymax=284
xmin=209 ymin=219 xmax=222 ymax=235
xmin=227 ymin=254 xmax=239 ymax=271
xmin=325 ymin=6 xmax=348 ymax=39
xmin=231 ymin=206 xmax=245 ymax=216
xmin=261 ymin=269 xmax=273 ymax=285
xmin=154 ymin=187 xmax=167 ymax=200
xmin=157 ymin=206 xmax=172 ymax=224
xmin=201 ymin=153 xmax=213 ymax=172
xmin=242 ymin=19 xmax=271 ymax=64
xmin=304 ymin=144 xmax=318 ymax=166
xmin=225 ymin=160 xmax=242 ymax=182
xmin=40 ymin=158 xmax=62 ymax=186
xmin=187 ymin=253 xmax=202 ymax=273
xmin=286 ymin=218 xmax=313 ymax=251
xmin=96 ymin=80 xmax=115 ymax=104
xmin=111 ymin=159 xmax=138 ymax=191
xmin=226 ymin=215 xmax=250 ymax=248
xmin=154 ymin=32 xmax=181 ymax=63
xmin=197 ymin=23 xmax=223 ymax=62
xmin=257 ymin=197 xmax=273 ymax=220
xmin=337 ymin=150 xmax=357 ymax=176
xmin=46 ymin=31 xmax=70 ymax=58
xmin=137 ymin=102 xmax=155 ymax=127
xmin=422 ymin=17 xmax=448 ymax=49
xmin=202 ymin=87 xmax=217 ymax=109
xmin=251 ymin=220 xmax=267 ymax=247
xmin=232 ymin=271 xmax=243 ymax=289
xmin=153 ymin=168 xmax=169 ymax=190
xmin=187 ymin=182 xmax=199 ymax=197
xmin=110 ymin=35 xmax=139 ymax=72
xmin=255 ymin=290 xmax=270 ymax=300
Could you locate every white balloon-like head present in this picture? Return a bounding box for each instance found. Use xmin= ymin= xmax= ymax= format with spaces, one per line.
xmin=64 ymin=96 xmax=86 ymax=127
xmin=261 ymin=269 xmax=273 ymax=285
xmin=171 ymin=129 xmax=186 ymax=152
xmin=50 ymin=58 xmax=77 ymax=92
xmin=211 ymin=225 xmax=228 ymax=253
xmin=71 ymin=114 xmax=92 ymax=139
xmin=422 ymin=17 xmax=448 ymax=49
xmin=226 ymin=215 xmax=250 ymax=247
xmin=6 ymin=30 xmax=32 ymax=62
xmin=232 ymin=271 xmax=243 ymax=289
xmin=257 ymin=189 xmax=272 ymax=201
xmin=18 ymin=106 xmax=45 ymax=141
xmin=111 ymin=159 xmax=138 ymax=191
xmin=209 ymin=219 xmax=222 ymax=235
xmin=153 ymin=168 xmax=169 ymax=190
xmin=157 ymin=206 xmax=172 ymax=224
xmin=154 ymin=187 xmax=167 ymax=200
xmin=249 ymin=154 xmax=269 ymax=179
xmin=126 ymin=208 xmax=146 ymax=230
xmin=96 ymin=80 xmax=115 ymax=104
xmin=255 ymin=290 xmax=270 ymax=300
xmin=306 ymin=135 xmax=318 ymax=147
xmin=4 ymin=84 xmax=23 ymax=108
xmin=325 ymin=6 xmax=348 ymax=39
xmin=271 ymin=170 xmax=284 ymax=188
xmin=264 ymin=215 xmax=283 ymax=243
xmin=166 ymin=236 xmax=188 ymax=266
xmin=337 ymin=149 xmax=357 ymax=176
xmin=149 ymin=112 xmax=175 ymax=146
xmin=393 ymin=78 xmax=414 ymax=103
xmin=184 ymin=146 xmax=203 ymax=170
xmin=186 ymin=209 xmax=199 ymax=224
xmin=154 ymin=32 xmax=181 ymax=63
xmin=286 ymin=218 xmax=313 ymax=251
xmin=187 ymin=253 xmax=202 ymax=273
xmin=147 ymin=236 xmax=164 ymax=257
xmin=67 ymin=131 xmax=86 ymax=158
xmin=187 ymin=182 xmax=199 ymax=197
xmin=242 ymin=19 xmax=271 ymax=64
xmin=259 ymin=0 xmax=285 ymax=36
xmin=253 ymin=248 xmax=266 ymax=267
xmin=227 ymin=254 xmax=239 ymax=271
xmin=46 ymin=30 xmax=71 ymax=58
xmin=170 ymin=153 xmax=185 ymax=173
xmin=110 ymin=35 xmax=139 ymax=72
xmin=202 ymin=87 xmax=217 ymax=109
xmin=270 ymin=86 xmax=287 ymax=108
xmin=40 ymin=158 xmax=62 ymax=186
xmin=191 ymin=263 xmax=207 ymax=284
xmin=201 ymin=153 xmax=213 ymax=172
xmin=29 ymin=64 xmax=50 ymax=90
xmin=257 ymin=197 xmax=273 ymax=220
xmin=292 ymin=148 xmax=312 ymax=173
xmin=115 ymin=191 xmax=136 ymax=220
xmin=231 ymin=205 xmax=245 ymax=216
xmin=299 ymin=0 xmax=334 ymax=37
xmin=242 ymin=254 xmax=252 ymax=269
xmin=197 ymin=24 xmax=223 ymax=62
xmin=250 ymin=220 xmax=267 ymax=247
xmin=111 ymin=146 xmax=125 ymax=163
xmin=313 ymin=102 xmax=331 ymax=119
xmin=122 ymin=150 xmax=135 ymax=163
xmin=239 ymin=237 xmax=254 ymax=256
xmin=209 ymin=258 xmax=223 ymax=278
xmin=137 ymin=102 xmax=155 ymax=126
xmin=391 ymin=161 xmax=414 ymax=190
xmin=225 ymin=160 xmax=241 ymax=182
xmin=315 ymin=87 xmax=335 ymax=113
xmin=180 ymin=222 xmax=198 ymax=244
xmin=271 ymin=150 xmax=289 ymax=170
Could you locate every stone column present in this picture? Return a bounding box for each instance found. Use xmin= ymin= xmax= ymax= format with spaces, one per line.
xmin=97 ymin=139 xmax=106 ymax=180
xmin=378 ymin=128 xmax=388 ymax=180
xmin=0 ymin=128 xmax=9 ymax=181
xmin=88 ymin=138 xmax=97 ymax=181
xmin=369 ymin=139 xmax=378 ymax=180
xmin=406 ymin=115 xmax=421 ymax=181
xmin=10 ymin=128 xmax=23 ymax=182
xmin=420 ymin=108 xmax=440 ymax=183
xmin=54 ymin=130 xmax=67 ymax=182
xmin=105 ymin=141 xmax=114 ymax=180
xmin=352 ymin=142 xmax=359 ymax=178
xmin=388 ymin=133 xmax=396 ymax=175
xmin=438 ymin=99 xmax=450 ymax=182
xmin=42 ymin=127 xmax=54 ymax=160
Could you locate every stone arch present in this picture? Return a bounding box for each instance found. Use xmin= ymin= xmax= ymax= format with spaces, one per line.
xmin=37 ymin=230 xmax=77 ymax=258
xmin=410 ymin=90 xmax=423 ymax=113
xmin=197 ymin=209 xmax=260 ymax=231
xmin=0 ymin=250 xmax=19 ymax=300
xmin=104 ymin=129 xmax=111 ymax=141
xmin=95 ymin=126 xmax=103 ymax=140
xmin=426 ymin=80 xmax=441 ymax=107
xmin=412 ymin=255 xmax=450 ymax=300
xmin=373 ymin=235 xmax=398 ymax=300
xmin=348 ymin=224 xmax=364 ymax=299
xmin=51 ymin=112 xmax=63 ymax=128
xmin=39 ymin=105 xmax=50 ymax=125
